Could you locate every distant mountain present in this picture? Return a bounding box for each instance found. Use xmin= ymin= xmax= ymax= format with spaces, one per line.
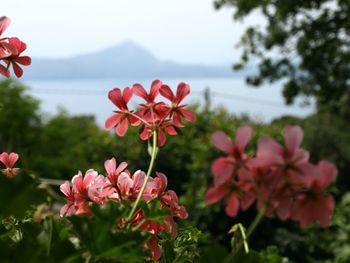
xmin=23 ymin=42 xmax=247 ymax=80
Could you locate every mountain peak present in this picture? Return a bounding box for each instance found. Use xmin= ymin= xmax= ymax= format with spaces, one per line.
xmin=25 ymin=42 xmax=234 ymax=79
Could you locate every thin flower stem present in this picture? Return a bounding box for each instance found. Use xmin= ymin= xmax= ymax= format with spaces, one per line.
xmin=246 ymin=206 xmax=266 ymax=239
xmin=131 ymin=218 xmax=146 ymax=231
xmin=126 ymin=130 xmax=158 ymax=222
xmin=224 ymin=207 xmax=266 ymax=262
xmin=127 ymin=112 xmax=151 ymax=126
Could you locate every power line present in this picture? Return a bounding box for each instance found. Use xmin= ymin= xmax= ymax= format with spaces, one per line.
xmin=29 ymin=87 xmax=290 ymax=109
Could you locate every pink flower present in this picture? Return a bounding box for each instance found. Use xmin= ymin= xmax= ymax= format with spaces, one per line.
xmin=0 ymin=152 xmax=20 ymax=177
xmin=0 ymin=16 xmax=11 ymax=36
xmin=159 ymin=82 xmax=196 ymax=127
xmin=211 ymin=126 xmax=252 ymax=186
xmin=205 ymin=182 xmax=255 ymax=217
xmin=1 ymin=37 xmax=31 ymax=78
xmin=104 ymin=157 xmax=128 ymax=186
xmin=59 ymin=181 xmax=77 ymax=217
xmin=292 ymin=161 xmax=337 ymax=227
xmin=133 ymin=80 xmax=162 ymax=104
xmin=60 ymin=169 xmax=102 ymax=216
xmin=144 ymin=237 xmax=162 ymax=261
xmin=0 ymin=16 xmax=16 ymax=61
xmin=105 ymin=87 xmax=140 ymax=136
xmin=154 ymin=172 xmax=188 ymax=219
xmin=139 ymin=120 xmax=177 ymax=147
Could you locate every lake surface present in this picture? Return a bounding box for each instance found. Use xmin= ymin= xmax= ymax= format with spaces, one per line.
xmin=25 ymin=78 xmax=314 ymax=125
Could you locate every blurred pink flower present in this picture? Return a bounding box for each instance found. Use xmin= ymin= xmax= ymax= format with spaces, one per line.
xmin=0 ymin=152 xmax=20 ymax=177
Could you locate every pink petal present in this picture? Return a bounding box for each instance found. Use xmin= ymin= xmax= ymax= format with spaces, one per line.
xmin=116 ymin=118 xmax=129 ymax=136
xmin=105 ymin=113 xmax=122 ymax=129
xmin=16 ymin=56 xmax=31 ymax=66
xmin=205 ymin=186 xmax=229 ymax=204
xmin=155 ymin=172 xmax=168 ymax=194
xmin=72 ymin=172 xmax=84 ymax=193
xmin=163 ymin=125 xmax=177 ymax=135
xmin=284 ymin=125 xmax=303 ymax=155
xmin=5 ymin=152 xmax=18 ymax=168
xmin=132 ymin=83 xmax=148 ymax=101
xmin=176 ymin=82 xmax=190 ymax=104
xmin=132 ymin=170 xmax=146 ymax=192
xmin=0 ymin=64 xmax=10 ymax=78
xmin=159 ymin=84 xmax=174 ymax=101
xmin=225 ymin=193 xmax=240 ymax=217
xmin=139 ymin=126 xmax=150 ymax=141
xmin=180 ymin=108 xmax=196 ymax=122
xmin=122 ymin=87 xmax=133 ymax=104
xmin=235 ymin=125 xmax=253 ymax=153
xmin=108 ymin=88 xmax=125 ymax=109
xmin=104 ymin=158 xmax=116 ymax=175
xmin=83 ymin=169 xmax=98 ymax=188
xmin=7 ymin=37 xmax=23 ymax=53
xmin=276 ymin=197 xmax=292 ymax=220
xmin=240 ymin=192 xmax=255 ymax=211
xmin=172 ymin=113 xmax=184 ymax=127
xmin=149 ymin=80 xmax=162 ymax=101
xmin=212 ymin=157 xmax=234 ymax=186
xmin=117 ymin=172 xmax=133 ymax=197
xmin=157 ymin=130 xmax=167 ymax=147
xmin=60 ymin=181 xmax=71 ymax=197
xmin=211 ymin=131 xmax=234 ymax=154
xmin=60 ymin=204 xmax=71 ymax=217
xmin=146 ymin=237 xmax=162 ymax=261
xmin=0 ymin=16 xmax=11 ymax=36
xmin=12 ymin=62 xmax=23 ymax=78
xmin=316 ymin=160 xmax=337 ymax=190
xmin=116 ymin=161 xmax=128 ymax=175
xmin=257 ymin=136 xmax=284 ymax=164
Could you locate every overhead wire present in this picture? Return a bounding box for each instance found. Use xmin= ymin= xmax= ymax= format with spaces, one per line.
xmin=28 ymin=87 xmax=289 ymax=109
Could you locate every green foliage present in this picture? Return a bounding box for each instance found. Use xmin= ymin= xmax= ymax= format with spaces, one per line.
xmin=214 ymin=0 xmax=350 ymax=118
xmin=0 ymin=80 xmax=41 ymax=152
xmin=67 ymin=201 xmax=149 ymax=263
xmin=1 ymin=79 xmax=349 ymax=262
xmin=161 ymin=226 xmax=202 ymax=263
xmin=227 ymin=246 xmax=293 ymax=263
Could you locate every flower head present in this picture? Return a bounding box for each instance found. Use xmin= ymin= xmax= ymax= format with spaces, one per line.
xmin=0 ymin=152 xmax=20 ymax=177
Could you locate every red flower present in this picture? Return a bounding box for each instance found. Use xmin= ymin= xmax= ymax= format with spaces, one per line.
xmin=0 ymin=16 xmax=16 ymax=62
xmin=139 ymin=120 xmax=178 ymax=147
xmin=133 ymin=80 xmax=166 ymax=121
xmin=105 ymin=87 xmax=140 ymax=136
xmin=159 ymin=82 xmax=196 ymax=127
xmin=1 ymin=37 xmax=31 ymax=78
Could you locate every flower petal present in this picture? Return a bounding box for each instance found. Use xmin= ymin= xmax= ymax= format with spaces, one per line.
xmin=205 ymin=186 xmax=229 ymax=204
xmin=211 ymin=131 xmax=234 ymax=154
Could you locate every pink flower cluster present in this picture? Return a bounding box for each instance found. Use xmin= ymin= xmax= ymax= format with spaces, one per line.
xmin=0 ymin=16 xmax=31 ymax=78
xmin=205 ymin=125 xmax=337 ymax=228
xmin=105 ymin=80 xmax=196 ymax=146
xmin=0 ymin=152 xmax=20 ymax=177
xmin=60 ymin=157 xmax=188 ymax=260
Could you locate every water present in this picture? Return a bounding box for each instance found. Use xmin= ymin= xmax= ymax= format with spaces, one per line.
xmin=25 ymin=78 xmax=314 ymax=125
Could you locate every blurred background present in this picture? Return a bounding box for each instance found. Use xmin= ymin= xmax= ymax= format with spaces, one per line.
xmin=1 ymin=0 xmax=350 ymax=262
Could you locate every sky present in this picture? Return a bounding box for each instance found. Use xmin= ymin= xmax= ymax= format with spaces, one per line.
xmin=2 ymin=0 xmax=263 ymax=65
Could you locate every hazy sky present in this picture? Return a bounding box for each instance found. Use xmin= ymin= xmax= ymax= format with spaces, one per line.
xmin=2 ymin=0 xmax=262 ymax=65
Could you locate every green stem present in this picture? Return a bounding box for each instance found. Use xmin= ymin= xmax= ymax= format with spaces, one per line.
xmin=246 ymin=206 xmax=266 ymax=239
xmin=224 ymin=207 xmax=266 ymax=262
xmin=126 ymin=130 xmax=158 ymax=222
